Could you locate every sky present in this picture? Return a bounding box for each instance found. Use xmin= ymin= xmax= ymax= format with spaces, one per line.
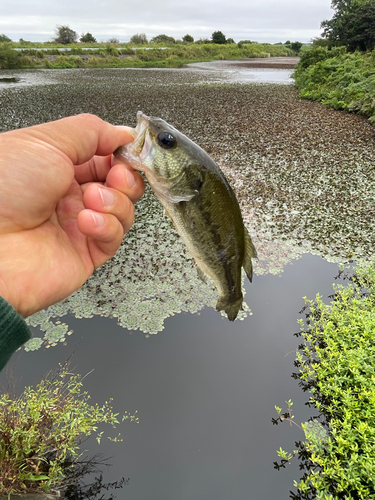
xmin=0 ymin=0 xmax=333 ymax=44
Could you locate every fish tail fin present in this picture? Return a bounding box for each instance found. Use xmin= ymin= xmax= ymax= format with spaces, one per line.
xmin=216 ymin=295 xmax=243 ymax=321
xmin=243 ymin=228 xmax=257 ymax=283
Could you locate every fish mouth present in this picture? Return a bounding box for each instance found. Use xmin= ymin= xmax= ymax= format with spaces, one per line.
xmin=114 ymin=112 xmax=153 ymax=171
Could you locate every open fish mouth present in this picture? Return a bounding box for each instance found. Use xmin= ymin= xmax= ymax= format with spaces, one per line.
xmin=114 ymin=112 xmax=153 ymax=170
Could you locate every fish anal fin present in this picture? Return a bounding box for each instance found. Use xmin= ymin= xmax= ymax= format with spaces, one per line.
xmin=243 ymin=228 xmax=257 ymax=283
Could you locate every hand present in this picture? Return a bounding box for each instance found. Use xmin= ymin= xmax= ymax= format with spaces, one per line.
xmin=0 ymin=114 xmax=144 ymax=317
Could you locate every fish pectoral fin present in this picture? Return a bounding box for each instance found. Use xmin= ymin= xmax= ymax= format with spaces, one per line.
xmin=196 ymin=266 xmax=208 ymax=283
xmin=243 ymin=228 xmax=257 ymax=283
xmin=167 ymin=164 xmax=204 ymax=203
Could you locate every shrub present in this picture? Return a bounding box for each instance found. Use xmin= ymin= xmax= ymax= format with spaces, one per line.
xmin=0 ymin=364 xmax=138 ymax=496
xmin=0 ymin=43 xmax=21 ymax=69
xmin=275 ymin=263 xmax=375 ymax=498
xmin=293 ymin=47 xmax=375 ymax=123
xmin=105 ymin=45 xmax=118 ymax=56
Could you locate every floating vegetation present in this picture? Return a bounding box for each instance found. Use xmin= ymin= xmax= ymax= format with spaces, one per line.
xmin=0 ymin=66 xmax=374 ymax=347
xmin=24 ymin=183 xmax=251 ymax=346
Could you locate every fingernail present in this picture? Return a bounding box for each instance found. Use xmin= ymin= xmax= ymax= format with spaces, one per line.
xmin=91 ymin=211 xmax=105 ymax=227
xmin=125 ymin=168 xmax=136 ymax=189
xmin=98 ymin=187 xmax=115 ymax=208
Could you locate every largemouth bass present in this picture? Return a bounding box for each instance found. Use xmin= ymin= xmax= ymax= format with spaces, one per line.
xmin=114 ymin=112 xmax=256 ymax=321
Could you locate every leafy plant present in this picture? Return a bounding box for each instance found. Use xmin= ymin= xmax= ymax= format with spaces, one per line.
xmin=0 ymin=43 xmax=21 ymax=69
xmin=293 ymin=46 xmax=375 ymax=122
xmin=275 ymin=263 xmax=375 ymax=498
xmin=0 ymin=363 xmax=138 ymax=496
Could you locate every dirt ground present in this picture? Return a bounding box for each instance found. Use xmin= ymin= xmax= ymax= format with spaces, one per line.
xmin=225 ymin=56 xmax=300 ymax=69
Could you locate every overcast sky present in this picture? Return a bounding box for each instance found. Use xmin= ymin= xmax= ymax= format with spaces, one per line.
xmin=0 ymin=0 xmax=333 ymax=44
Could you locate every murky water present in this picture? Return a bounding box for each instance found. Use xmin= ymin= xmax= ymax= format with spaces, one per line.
xmin=0 ymin=63 xmax=373 ymax=498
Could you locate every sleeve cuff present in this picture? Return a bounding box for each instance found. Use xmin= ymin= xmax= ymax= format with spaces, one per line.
xmin=0 ymin=296 xmax=32 ymax=371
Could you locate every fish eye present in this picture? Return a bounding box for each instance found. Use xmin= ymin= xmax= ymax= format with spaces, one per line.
xmin=157 ymin=131 xmax=177 ymax=149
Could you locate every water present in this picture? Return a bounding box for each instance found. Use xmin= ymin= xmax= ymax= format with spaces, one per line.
xmin=1 ymin=255 xmax=341 ymax=500
xmin=0 ymin=62 xmax=372 ymax=499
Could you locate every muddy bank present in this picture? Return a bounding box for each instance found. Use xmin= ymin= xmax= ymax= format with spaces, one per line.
xmin=222 ymin=56 xmax=300 ymax=69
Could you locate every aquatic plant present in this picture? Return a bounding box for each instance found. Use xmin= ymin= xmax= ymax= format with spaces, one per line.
xmin=274 ymin=263 xmax=375 ymax=498
xmin=0 ymin=362 xmax=138 ymax=496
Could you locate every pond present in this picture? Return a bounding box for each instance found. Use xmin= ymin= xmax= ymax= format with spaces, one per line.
xmin=1 ymin=62 xmax=374 ymax=499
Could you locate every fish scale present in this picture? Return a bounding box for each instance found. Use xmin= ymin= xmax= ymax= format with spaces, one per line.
xmin=115 ymin=111 xmax=257 ymax=321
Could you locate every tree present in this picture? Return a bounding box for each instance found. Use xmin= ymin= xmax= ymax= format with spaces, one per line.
xmin=54 ymin=25 xmax=78 ymax=44
xmin=0 ymin=34 xmax=11 ymax=42
xmin=290 ymin=41 xmax=303 ymax=53
xmin=150 ymin=34 xmax=175 ymax=44
xmin=80 ymin=32 xmax=97 ymax=43
xmin=321 ymin=0 xmax=375 ymax=50
xmin=130 ymin=33 xmax=148 ymax=44
xmin=182 ymin=34 xmax=194 ymax=43
xmin=226 ymin=38 xmax=235 ymax=44
xmin=342 ymin=2 xmax=375 ymax=50
xmin=211 ymin=31 xmax=226 ymax=44
xmin=194 ymin=38 xmax=211 ymax=44
xmin=107 ymin=37 xmax=119 ymax=44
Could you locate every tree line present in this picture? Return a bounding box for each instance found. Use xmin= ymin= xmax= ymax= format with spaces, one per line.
xmin=51 ymin=27 xmax=238 ymax=45
xmin=0 ymin=26 xmax=301 ymax=52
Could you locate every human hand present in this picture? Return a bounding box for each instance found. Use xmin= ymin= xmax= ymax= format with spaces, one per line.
xmin=0 ymin=114 xmax=144 ymax=317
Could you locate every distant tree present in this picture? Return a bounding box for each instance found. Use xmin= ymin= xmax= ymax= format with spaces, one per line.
xmin=130 ymin=33 xmax=148 ymax=44
xmin=226 ymin=38 xmax=235 ymax=44
xmin=54 ymin=25 xmax=78 ymax=44
xmin=0 ymin=34 xmax=11 ymax=42
xmin=182 ymin=34 xmax=194 ymax=43
xmin=80 ymin=32 xmax=97 ymax=43
xmin=285 ymin=40 xmax=291 ymax=45
xmin=150 ymin=34 xmax=175 ymax=44
xmin=290 ymin=41 xmax=303 ymax=53
xmin=194 ymin=38 xmax=211 ymax=44
xmin=211 ymin=31 xmax=226 ymax=44
xmin=107 ymin=37 xmax=119 ymax=44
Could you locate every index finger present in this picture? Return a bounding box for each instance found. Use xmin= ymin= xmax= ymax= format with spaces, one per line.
xmin=22 ymin=114 xmax=135 ymax=166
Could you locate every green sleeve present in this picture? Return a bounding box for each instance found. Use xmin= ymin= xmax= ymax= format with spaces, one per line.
xmin=0 ymin=296 xmax=32 ymax=371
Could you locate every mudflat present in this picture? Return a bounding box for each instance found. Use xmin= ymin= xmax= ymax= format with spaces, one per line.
xmin=228 ymin=56 xmax=300 ymax=69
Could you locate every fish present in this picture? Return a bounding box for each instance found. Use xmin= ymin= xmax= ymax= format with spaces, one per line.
xmin=114 ymin=111 xmax=257 ymax=321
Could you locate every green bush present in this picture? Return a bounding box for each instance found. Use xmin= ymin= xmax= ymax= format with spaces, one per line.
xmin=276 ymin=263 xmax=375 ymax=498
xmin=294 ymin=46 xmax=375 ymax=123
xmin=0 ymin=365 xmax=138 ymax=496
xmin=0 ymin=43 xmax=21 ymax=69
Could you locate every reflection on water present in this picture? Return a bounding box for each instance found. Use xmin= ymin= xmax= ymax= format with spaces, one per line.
xmin=2 ymin=255 xmax=343 ymax=500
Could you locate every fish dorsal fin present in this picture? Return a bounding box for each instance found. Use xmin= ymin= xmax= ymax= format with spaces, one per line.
xmin=243 ymin=228 xmax=257 ymax=283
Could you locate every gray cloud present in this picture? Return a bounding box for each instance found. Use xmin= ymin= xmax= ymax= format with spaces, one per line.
xmin=0 ymin=0 xmax=333 ymax=42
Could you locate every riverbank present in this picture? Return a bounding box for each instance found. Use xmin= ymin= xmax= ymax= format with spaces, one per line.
xmin=0 ymin=42 xmax=292 ymax=69
xmin=293 ymin=46 xmax=375 ymax=124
